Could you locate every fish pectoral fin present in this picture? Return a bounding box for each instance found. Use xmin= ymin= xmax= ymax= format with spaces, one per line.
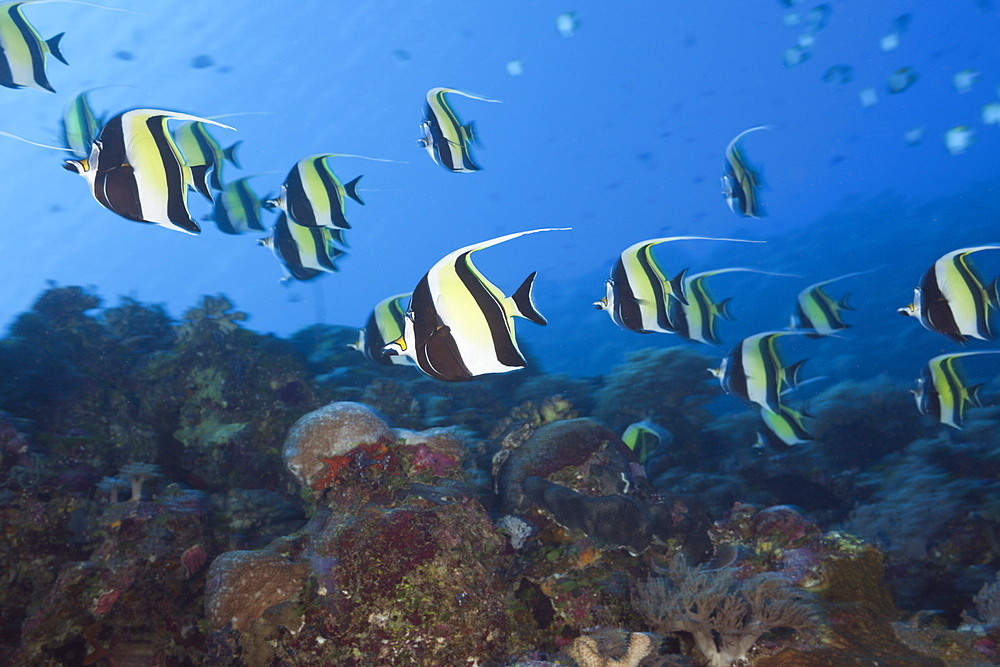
xmin=509 ymin=271 xmax=547 ymax=325
xmin=47 ymin=33 xmax=69 ymax=66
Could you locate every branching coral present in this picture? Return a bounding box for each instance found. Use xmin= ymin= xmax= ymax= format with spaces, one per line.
xmin=176 ymin=294 xmax=248 ymax=343
xmin=632 ymin=559 xmax=817 ymax=667
xmin=565 ymin=631 xmax=653 ymax=667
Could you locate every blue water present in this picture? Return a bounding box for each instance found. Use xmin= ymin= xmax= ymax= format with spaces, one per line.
xmin=0 ymin=0 xmax=998 ymax=379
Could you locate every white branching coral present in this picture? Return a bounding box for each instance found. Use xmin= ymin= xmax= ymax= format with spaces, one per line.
xmin=632 ymin=559 xmax=817 ymax=667
xmin=496 ymin=514 xmax=533 ymax=550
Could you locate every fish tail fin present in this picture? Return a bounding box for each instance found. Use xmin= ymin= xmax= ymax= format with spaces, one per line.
xmin=47 ymin=33 xmax=68 ymax=65
xmin=670 ymin=268 xmax=689 ymax=305
xmin=786 ymin=358 xmax=808 ymax=388
xmin=510 ymin=271 xmax=547 ymax=325
xmin=989 ymin=276 xmax=1000 ymax=309
xmin=462 ymin=122 xmax=477 ymax=145
xmin=224 ymin=140 xmax=243 ymax=168
xmin=716 ymin=297 xmax=735 ymax=321
xmin=839 ymin=292 xmax=855 ymax=311
xmin=800 ymin=401 xmax=815 ymax=419
xmin=968 ymin=383 xmax=985 ymax=407
xmin=344 ymin=175 xmax=365 ymax=205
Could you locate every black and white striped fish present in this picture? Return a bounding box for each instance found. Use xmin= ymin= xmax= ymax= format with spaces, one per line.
xmin=791 ymin=270 xmax=870 ymax=337
xmin=595 ymin=237 xmax=763 ymax=334
xmin=259 ymin=211 xmax=345 ymax=282
xmin=669 ymin=267 xmax=795 ymax=345
xmin=419 ymin=87 xmax=499 ymax=173
xmin=710 ymin=330 xmax=811 ymax=414
xmin=209 ymin=176 xmax=267 ymax=235
xmin=756 ymin=404 xmax=813 ymax=450
xmin=0 ymin=1 xmax=67 ymax=92
xmin=61 ymin=109 xmax=235 ymax=234
xmin=350 ymin=293 xmax=415 ymax=367
xmin=265 ymin=154 xmax=362 ymax=230
xmin=899 ymin=245 xmax=1000 ymax=344
xmin=384 ymin=228 xmax=570 ymax=381
xmin=913 ymin=351 xmax=1000 ymax=429
xmin=722 ymin=126 xmax=771 ymax=218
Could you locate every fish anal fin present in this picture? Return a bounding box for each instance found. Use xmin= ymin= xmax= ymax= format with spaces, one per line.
xmin=510 ymin=271 xmax=547 ymax=325
xmin=47 ymin=33 xmax=68 ymax=66
xmin=344 ymin=175 xmax=365 ymax=205
xmin=189 ymin=164 xmax=213 ymax=201
xmin=670 ymin=268 xmax=689 ymax=305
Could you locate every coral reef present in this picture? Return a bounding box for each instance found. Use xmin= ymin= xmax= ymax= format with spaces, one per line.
xmin=632 ymin=559 xmax=817 ymax=667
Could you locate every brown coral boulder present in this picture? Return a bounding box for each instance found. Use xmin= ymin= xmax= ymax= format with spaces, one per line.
xmin=205 ymin=550 xmax=309 ymax=632
xmin=283 ymin=401 xmax=395 ymax=489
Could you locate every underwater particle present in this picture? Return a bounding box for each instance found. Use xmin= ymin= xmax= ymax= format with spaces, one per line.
xmin=859 ymin=86 xmax=878 ymax=107
xmin=778 ymin=0 xmax=803 ymax=7
xmin=886 ymin=66 xmax=918 ymax=94
xmin=782 ymin=12 xmax=800 ymax=27
xmin=505 ymin=58 xmax=524 ymax=76
xmin=893 ymin=13 xmax=913 ymax=33
xmin=904 ymin=126 xmax=925 ymax=145
xmin=556 ymin=11 xmax=579 ymax=37
xmin=983 ymin=102 xmax=1000 ymax=125
xmin=190 ymin=54 xmax=214 ymax=69
xmin=880 ymin=33 xmax=900 ymax=52
xmin=114 ymin=50 xmax=134 ymax=61
xmin=945 ymin=125 xmax=974 ymax=154
xmin=783 ymin=44 xmax=811 ymax=67
xmin=822 ymin=64 xmax=853 ymax=84
xmin=392 ymin=48 xmax=410 ymax=61
xmin=953 ymin=68 xmax=980 ymax=93
xmin=797 ymin=32 xmax=816 ymax=49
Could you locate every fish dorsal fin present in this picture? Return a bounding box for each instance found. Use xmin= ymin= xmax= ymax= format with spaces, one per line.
xmin=726 ymin=125 xmax=774 ymax=152
xmin=447 ymin=227 xmax=572 ymax=264
xmin=509 ymin=271 xmax=547 ymax=325
xmin=430 ymin=87 xmax=502 ymax=104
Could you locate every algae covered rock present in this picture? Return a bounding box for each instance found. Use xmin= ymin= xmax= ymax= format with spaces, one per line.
xmin=205 ymin=549 xmax=309 ymax=632
xmin=282 ymin=401 xmax=395 ymax=489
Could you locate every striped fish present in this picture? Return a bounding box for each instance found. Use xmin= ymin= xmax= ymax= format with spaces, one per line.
xmin=710 ymin=330 xmax=812 ymax=414
xmin=722 ymin=126 xmax=771 ymax=218
xmin=209 ymin=176 xmax=267 ymax=235
xmin=914 ymin=351 xmax=1000 ymax=429
xmin=61 ymin=89 xmax=101 ymax=158
xmin=595 ymin=237 xmax=763 ymax=334
xmin=621 ymin=419 xmax=672 ymax=466
xmin=61 ymin=109 xmax=235 ymax=235
xmin=173 ymin=120 xmax=242 ymax=197
xmin=266 ymin=154 xmax=362 ymax=229
xmin=791 ymin=270 xmax=870 ymax=337
xmin=756 ymin=404 xmax=813 ymax=450
xmin=350 ymin=294 xmax=415 ymax=367
xmin=384 ymin=228 xmax=570 ymax=381
xmin=259 ymin=212 xmax=345 ymax=281
xmin=419 ymin=87 xmax=500 ymax=173
xmin=0 ymin=1 xmax=67 ymax=93
xmin=669 ymin=267 xmax=796 ymax=345
xmin=899 ymin=245 xmax=1000 ymax=343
